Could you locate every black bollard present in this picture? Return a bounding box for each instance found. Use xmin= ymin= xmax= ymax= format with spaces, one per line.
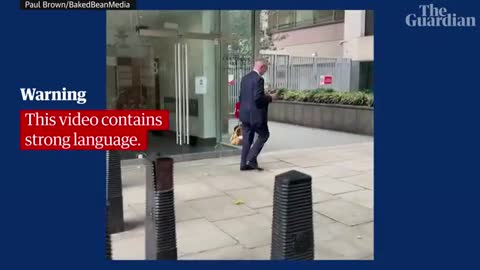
xmin=106 ymin=203 xmax=112 ymax=260
xmin=271 ymin=170 xmax=314 ymax=260
xmin=145 ymin=157 xmax=178 ymax=260
xmin=106 ymin=150 xmax=124 ymax=233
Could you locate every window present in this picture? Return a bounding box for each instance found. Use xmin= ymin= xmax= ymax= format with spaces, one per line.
xmin=276 ymin=10 xmax=295 ymax=30
xmin=313 ymin=10 xmax=334 ymax=24
xmin=359 ymin=61 xmax=374 ymax=90
xmin=295 ymin=10 xmax=314 ymax=26
xmin=267 ymin=10 xmax=345 ymax=33
xmin=334 ymin=10 xmax=345 ymax=21
xmin=365 ymin=10 xmax=374 ymax=36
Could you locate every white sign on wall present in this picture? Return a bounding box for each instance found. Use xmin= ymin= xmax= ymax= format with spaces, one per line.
xmin=195 ymin=76 xmax=207 ymax=94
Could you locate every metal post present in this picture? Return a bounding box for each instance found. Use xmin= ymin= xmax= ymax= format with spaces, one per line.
xmin=106 ymin=150 xmax=124 ymax=233
xmin=106 ymin=203 xmax=112 ymax=260
xmin=252 ymin=10 xmax=261 ymax=59
xmin=271 ymin=170 xmax=314 ymax=260
xmin=145 ymin=156 xmax=178 ymax=260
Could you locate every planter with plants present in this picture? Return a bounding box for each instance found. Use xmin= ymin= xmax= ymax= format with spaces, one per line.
xmin=267 ymin=89 xmax=374 ymax=135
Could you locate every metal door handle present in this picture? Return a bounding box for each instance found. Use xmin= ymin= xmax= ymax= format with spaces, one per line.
xmin=174 ymin=43 xmax=179 ymax=144
xmin=176 ymin=42 xmax=183 ymax=145
xmin=184 ymin=43 xmax=190 ymax=144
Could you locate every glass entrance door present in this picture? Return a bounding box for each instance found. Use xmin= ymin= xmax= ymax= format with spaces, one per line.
xmin=218 ymin=11 xmax=255 ymax=146
xmin=133 ymin=14 xmax=222 ymax=156
xmin=106 ymin=10 xmax=256 ymax=159
xmin=128 ymin=35 xmax=220 ymax=156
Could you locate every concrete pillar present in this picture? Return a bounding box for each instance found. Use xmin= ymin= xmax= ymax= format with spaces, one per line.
xmin=344 ymin=10 xmax=366 ymax=40
xmin=343 ymin=10 xmax=365 ymax=60
xmin=343 ymin=11 xmax=366 ymax=91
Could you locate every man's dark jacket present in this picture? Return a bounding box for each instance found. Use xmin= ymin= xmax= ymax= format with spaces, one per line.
xmin=239 ymin=71 xmax=272 ymax=125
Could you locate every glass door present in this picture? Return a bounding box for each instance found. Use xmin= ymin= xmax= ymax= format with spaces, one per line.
xmin=107 ymin=10 xmax=255 ymax=158
xmin=136 ymin=20 xmax=222 ymax=156
xmin=219 ymin=11 xmax=255 ymax=146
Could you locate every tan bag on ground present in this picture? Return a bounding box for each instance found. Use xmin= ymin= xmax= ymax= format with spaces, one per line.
xmin=230 ymin=125 xmax=243 ymax=146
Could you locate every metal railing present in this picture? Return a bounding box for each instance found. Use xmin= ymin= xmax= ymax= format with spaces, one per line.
xmin=226 ymin=54 xmax=353 ymax=113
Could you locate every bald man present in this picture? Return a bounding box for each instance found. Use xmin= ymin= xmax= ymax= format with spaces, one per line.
xmin=238 ymin=58 xmax=275 ymax=171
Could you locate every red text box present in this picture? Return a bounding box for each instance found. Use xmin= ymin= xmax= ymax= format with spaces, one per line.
xmin=20 ymin=110 xmax=169 ymax=150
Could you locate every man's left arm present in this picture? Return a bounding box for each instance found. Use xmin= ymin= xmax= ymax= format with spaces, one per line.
xmin=254 ymin=78 xmax=272 ymax=108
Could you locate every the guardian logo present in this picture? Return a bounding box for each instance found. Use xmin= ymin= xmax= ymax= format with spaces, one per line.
xmin=406 ymin=4 xmax=476 ymax=27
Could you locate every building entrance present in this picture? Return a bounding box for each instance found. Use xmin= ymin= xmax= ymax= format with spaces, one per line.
xmin=107 ymin=10 xmax=256 ymax=159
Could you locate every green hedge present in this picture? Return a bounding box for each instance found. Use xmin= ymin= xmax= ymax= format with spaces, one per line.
xmin=271 ymin=88 xmax=374 ymax=107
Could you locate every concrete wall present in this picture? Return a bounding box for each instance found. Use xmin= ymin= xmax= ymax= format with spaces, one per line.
xmin=262 ymin=40 xmax=343 ymax=58
xmin=267 ymin=23 xmax=344 ymax=57
xmin=266 ymin=11 xmax=374 ymax=62
xmin=268 ymin=101 xmax=373 ymax=135
xmin=343 ymin=10 xmax=374 ymax=61
xmin=343 ymin=35 xmax=374 ymax=61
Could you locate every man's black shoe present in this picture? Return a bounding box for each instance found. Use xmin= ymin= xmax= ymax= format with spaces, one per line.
xmin=240 ymin=165 xmax=255 ymax=171
xmin=249 ymin=164 xmax=264 ymax=171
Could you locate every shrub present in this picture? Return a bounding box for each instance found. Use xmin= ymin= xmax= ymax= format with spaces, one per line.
xmin=271 ymin=88 xmax=374 ymax=107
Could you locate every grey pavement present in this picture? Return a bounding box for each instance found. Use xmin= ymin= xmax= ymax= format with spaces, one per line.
xmin=229 ymin=120 xmax=373 ymax=152
xmin=112 ymin=141 xmax=374 ymax=260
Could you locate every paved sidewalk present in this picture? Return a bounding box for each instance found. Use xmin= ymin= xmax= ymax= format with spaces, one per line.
xmin=112 ymin=142 xmax=374 ymax=260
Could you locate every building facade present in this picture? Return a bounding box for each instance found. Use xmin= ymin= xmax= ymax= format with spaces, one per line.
xmin=261 ymin=10 xmax=374 ymax=90
xmin=105 ymin=10 xmax=373 ymax=158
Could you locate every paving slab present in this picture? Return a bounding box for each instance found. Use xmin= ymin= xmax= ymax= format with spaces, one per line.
xmin=175 ymin=201 xmax=204 ymax=222
xmin=112 ymin=234 xmax=144 ymax=260
xmin=319 ymin=239 xmax=372 ymax=259
xmin=313 ymin=178 xmax=364 ymax=195
xmin=175 ymin=182 xmax=224 ymax=202
xmin=313 ymin=221 xmax=354 ymax=242
xmin=204 ymin=175 xmax=259 ymax=191
xmin=338 ymin=173 xmax=373 ymax=190
xmin=313 ymin=221 xmax=373 ymax=259
xmin=177 ymin=218 xmax=237 ymax=256
xmin=180 ymin=245 xmax=253 ymax=260
xmin=214 ymin=214 xmax=272 ymax=248
xmin=335 ymin=160 xmax=373 ymax=172
xmin=111 ymin=207 xmax=144 ymax=241
xmin=249 ymin=245 xmax=271 ymax=260
xmin=258 ymin=206 xmax=336 ymax=226
xmin=187 ymin=195 xmax=256 ymax=222
xmin=245 ymin=172 xmax=278 ymax=190
xmin=261 ymin=161 xmax=298 ymax=171
xmin=280 ymin=153 xmax=347 ymax=168
xmin=113 ymin=141 xmax=374 ymax=260
xmin=338 ymin=190 xmax=374 ymax=209
xmin=123 ymin=186 xmax=146 ymax=205
xmin=308 ymin=164 xmax=364 ymax=178
xmin=226 ymin=187 xmax=274 ymax=209
xmin=314 ymin=199 xmax=373 ymax=226
xmin=314 ymin=245 xmax=346 ymax=260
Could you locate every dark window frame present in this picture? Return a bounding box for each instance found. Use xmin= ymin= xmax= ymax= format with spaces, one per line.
xmin=267 ymin=10 xmax=345 ymax=34
xmin=365 ymin=10 xmax=374 ymax=36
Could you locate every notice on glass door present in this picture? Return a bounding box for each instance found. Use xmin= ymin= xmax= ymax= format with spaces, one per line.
xmin=195 ymin=76 xmax=207 ymax=94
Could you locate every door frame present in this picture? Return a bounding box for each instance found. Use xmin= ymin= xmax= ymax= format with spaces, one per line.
xmin=139 ymin=27 xmax=224 ymax=147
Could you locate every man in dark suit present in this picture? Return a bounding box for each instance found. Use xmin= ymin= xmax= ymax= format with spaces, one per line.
xmin=239 ymin=58 xmax=275 ymax=171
